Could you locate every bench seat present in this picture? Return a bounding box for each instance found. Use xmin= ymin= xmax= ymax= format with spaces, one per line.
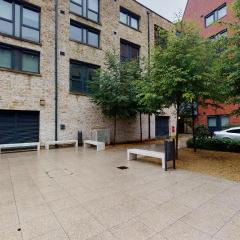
xmin=83 ymin=140 xmax=105 ymax=151
xmin=127 ymin=148 xmax=165 ymax=169
xmin=45 ymin=140 xmax=78 ymax=150
xmin=0 ymin=142 xmax=40 ymax=153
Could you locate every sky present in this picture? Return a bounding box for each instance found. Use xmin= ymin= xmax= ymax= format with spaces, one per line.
xmin=136 ymin=0 xmax=188 ymax=22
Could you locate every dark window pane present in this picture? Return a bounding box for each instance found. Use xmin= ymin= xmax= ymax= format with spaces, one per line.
xmin=88 ymin=31 xmax=99 ymax=47
xmin=0 ymin=47 xmax=12 ymax=68
xmin=131 ymin=47 xmax=139 ymax=59
xmin=72 ymin=0 xmax=82 ymax=4
xmin=23 ymin=8 xmax=39 ymax=29
xmin=15 ymin=4 xmax=21 ymax=37
xmin=22 ymin=53 xmax=39 ymax=73
xmin=120 ymin=43 xmax=129 ymax=59
xmin=82 ymin=28 xmax=87 ymax=43
xmin=22 ymin=27 xmax=40 ymax=42
xmin=70 ymin=25 xmax=82 ymax=42
xmin=70 ymin=2 xmax=83 ymax=15
xmin=88 ymin=0 xmax=98 ymax=12
xmin=0 ymin=0 xmax=12 ymax=20
xmin=0 ymin=19 xmax=13 ymax=35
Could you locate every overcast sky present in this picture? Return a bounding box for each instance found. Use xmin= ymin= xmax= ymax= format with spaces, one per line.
xmin=137 ymin=0 xmax=188 ymax=22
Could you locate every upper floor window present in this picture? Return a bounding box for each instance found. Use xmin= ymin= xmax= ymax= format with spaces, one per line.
xmin=70 ymin=20 xmax=100 ymax=48
xmin=0 ymin=43 xmax=40 ymax=74
xmin=210 ymin=29 xmax=228 ymax=40
xmin=154 ymin=25 xmax=168 ymax=48
xmin=70 ymin=0 xmax=99 ymax=22
xmin=120 ymin=40 xmax=140 ymax=61
xmin=70 ymin=60 xmax=99 ymax=94
xmin=120 ymin=7 xmax=139 ymax=30
xmin=205 ymin=4 xmax=227 ymax=27
xmin=0 ymin=0 xmax=40 ymax=43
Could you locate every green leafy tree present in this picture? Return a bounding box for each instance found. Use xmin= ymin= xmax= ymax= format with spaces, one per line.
xmin=150 ymin=22 xmax=221 ymax=158
xmin=89 ymin=52 xmax=140 ymax=144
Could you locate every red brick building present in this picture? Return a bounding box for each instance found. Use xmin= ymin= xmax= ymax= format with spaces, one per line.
xmin=183 ymin=0 xmax=240 ymax=132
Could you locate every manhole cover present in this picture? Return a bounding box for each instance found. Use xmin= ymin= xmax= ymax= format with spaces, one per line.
xmin=117 ymin=166 xmax=129 ymax=170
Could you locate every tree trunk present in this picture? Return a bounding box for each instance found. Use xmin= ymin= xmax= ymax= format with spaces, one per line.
xmin=191 ymin=101 xmax=197 ymax=153
xmin=113 ymin=114 xmax=117 ymax=145
xmin=140 ymin=112 xmax=143 ymax=142
xmin=148 ymin=114 xmax=151 ymax=141
xmin=175 ymin=103 xmax=180 ymax=159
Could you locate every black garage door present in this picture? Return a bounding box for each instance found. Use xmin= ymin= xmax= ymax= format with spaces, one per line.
xmin=155 ymin=116 xmax=170 ymax=138
xmin=0 ymin=110 xmax=39 ymax=144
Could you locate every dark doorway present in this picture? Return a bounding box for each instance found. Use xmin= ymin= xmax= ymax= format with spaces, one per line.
xmin=155 ymin=116 xmax=170 ymax=138
xmin=0 ymin=110 xmax=40 ymax=144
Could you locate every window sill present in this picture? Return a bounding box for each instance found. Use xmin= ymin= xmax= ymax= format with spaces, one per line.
xmin=0 ymin=33 xmax=41 ymax=46
xmin=69 ymin=11 xmax=102 ymax=26
xmin=70 ymin=39 xmax=102 ymax=50
xmin=119 ymin=22 xmax=141 ymax=33
xmin=0 ymin=67 xmax=41 ymax=77
xmin=69 ymin=91 xmax=89 ymax=97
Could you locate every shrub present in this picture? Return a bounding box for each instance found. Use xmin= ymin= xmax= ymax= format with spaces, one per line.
xmin=195 ymin=124 xmax=210 ymax=139
xmin=187 ymin=138 xmax=240 ymax=152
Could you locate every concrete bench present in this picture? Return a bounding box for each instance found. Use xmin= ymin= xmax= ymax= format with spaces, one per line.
xmin=127 ymin=149 xmax=165 ymax=169
xmin=0 ymin=142 xmax=40 ymax=153
xmin=83 ymin=140 xmax=105 ymax=151
xmin=45 ymin=140 xmax=78 ymax=150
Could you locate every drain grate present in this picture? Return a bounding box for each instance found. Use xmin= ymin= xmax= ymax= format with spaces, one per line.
xmin=117 ymin=166 xmax=129 ymax=170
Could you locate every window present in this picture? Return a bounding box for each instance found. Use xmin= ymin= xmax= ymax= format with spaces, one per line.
xmin=120 ymin=7 xmax=139 ymax=30
xmin=205 ymin=4 xmax=227 ymax=27
xmin=0 ymin=0 xmax=40 ymax=42
xmin=154 ymin=25 xmax=168 ymax=48
xmin=70 ymin=0 xmax=99 ymax=22
xmin=70 ymin=60 xmax=99 ymax=93
xmin=70 ymin=21 xmax=100 ymax=48
xmin=227 ymin=129 xmax=240 ymax=134
xmin=120 ymin=40 xmax=140 ymax=61
xmin=0 ymin=44 xmax=40 ymax=73
xmin=210 ymin=29 xmax=228 ymax=40
xmin=208 ymin=115 xmax=230 ymax=131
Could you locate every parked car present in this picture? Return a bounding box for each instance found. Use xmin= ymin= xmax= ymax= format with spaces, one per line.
xmin=214 ymin=127 xmax=240 ymax=141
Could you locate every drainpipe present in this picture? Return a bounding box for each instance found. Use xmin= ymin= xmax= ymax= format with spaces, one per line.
xmin=54 ymin=0 xmax=59 ymax=141
xmin=147 ymin=11 xmax=151 ymax=140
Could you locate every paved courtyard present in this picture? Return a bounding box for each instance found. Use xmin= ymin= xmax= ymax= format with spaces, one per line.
xmin=0 ymin=146 xmax=240 ymax=240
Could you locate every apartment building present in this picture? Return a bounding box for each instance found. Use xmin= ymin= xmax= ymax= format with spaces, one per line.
xmin=183 ymin=0 xmax=240 ymax=132
xmin=0 ymin=0 xmax=175 ymax=145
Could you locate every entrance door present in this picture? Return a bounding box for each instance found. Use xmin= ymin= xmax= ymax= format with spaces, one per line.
xmin=155 ymin=116 xmax=170 ymax=138
xmin=0 ymin=110 xmax=40 ymax=144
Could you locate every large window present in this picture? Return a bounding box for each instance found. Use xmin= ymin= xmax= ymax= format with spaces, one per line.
xmin=70 ymin=60 xmax=99 ymax=94
xmin=70 ymin=0 xmax=99 ymax=22
xmin=0 ymin=0 xmax=40 ymax=43
xmin=0 ymin=44 xmax=40 ymax=74
xmin=70 ymin=21 xmax=100 ymax=48
xmin=120 ymin=40 xmax=140 ymax=61
xmin=205 ymin=4 xmax=227 ymax=27
xmin=208 ymin=115 xmax=229 ymax=132
xmin=120 ymin=7 xmax=139 ymax=30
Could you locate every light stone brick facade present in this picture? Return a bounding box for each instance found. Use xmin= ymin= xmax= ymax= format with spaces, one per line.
xmin=0 ymin=0 xmax=176 ymax=144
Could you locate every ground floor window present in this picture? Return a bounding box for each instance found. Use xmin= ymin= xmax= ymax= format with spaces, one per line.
xmin=208 ymin=115 xmax=229 ymax=132
xmin=70 ymin=60 xmax=99 ymax=94
xmin=0 ymin=43 xmax=40 ymax=73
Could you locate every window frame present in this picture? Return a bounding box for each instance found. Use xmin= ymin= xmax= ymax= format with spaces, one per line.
xmin=210 ymin=29 xmax=228 ymax=40
xmin=120 ymin=39 xmax=140 ymax=62
xmin=70 ymin=0 xmax=100 ymax=23
xmin=70 ymin=20 xmax=100 ymax=48
xmin=205 ymin=3 xmax=227 ymax=27
xmin=69 ymin=59 xmax=100 ymax=94
xmin=0 ymin=0 xmax=41 ymax=43
xmin=0 ymin=43 xmax=40 ymax=74
xmin=119 ymin=7 xmax=140 ymax=30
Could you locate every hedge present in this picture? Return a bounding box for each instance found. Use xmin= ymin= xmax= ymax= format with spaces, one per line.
xmin=187 ymin=138 xmax=240 ymax=153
